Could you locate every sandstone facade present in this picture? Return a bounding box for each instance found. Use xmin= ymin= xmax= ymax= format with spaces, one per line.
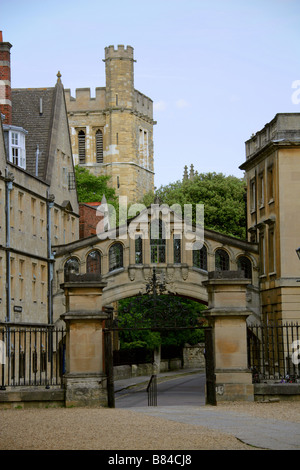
xmin=240 ymin=113 xmax=300 ymax=324
xmin=65 ymin=45 xmax=155 ymax=204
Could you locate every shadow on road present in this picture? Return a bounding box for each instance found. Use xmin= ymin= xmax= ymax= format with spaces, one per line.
xmin=115 ymin=373 xmax=206 ymax=408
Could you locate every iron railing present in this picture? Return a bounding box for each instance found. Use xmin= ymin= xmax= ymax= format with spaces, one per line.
xmin=248 ymin=323 xmax=300 ymax=383
xmin=146 ymin=374 xmax=157 ymax=406
xmin=0 ymin=324 xmax=66 ymax=389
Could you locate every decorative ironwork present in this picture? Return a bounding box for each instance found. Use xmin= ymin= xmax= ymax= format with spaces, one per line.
xmin=113 ymin=267 xmax=205 ymax=330
xmin=248 ymin=322 xmax=300 ymax=383
xmin=0 ymin=325 xmax=66 ymax=389
xmin=147 ymin=374 xmax=157 ymax=406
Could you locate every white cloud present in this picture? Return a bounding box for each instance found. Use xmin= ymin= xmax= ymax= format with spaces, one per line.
xmin=175 ymin=99 xmax=189 ymax=109
xmin=154 ymin=100 xmax=167 ymax=111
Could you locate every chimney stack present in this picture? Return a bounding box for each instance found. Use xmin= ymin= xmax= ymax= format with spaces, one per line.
xmin=0 ymin=31 xmax=13 ymax=125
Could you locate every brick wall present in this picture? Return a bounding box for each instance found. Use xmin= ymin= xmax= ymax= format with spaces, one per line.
xmin=0 ymin=32 xmax=12 ymax=125
xmin=79 ymin=203 xmax=103 ymax=239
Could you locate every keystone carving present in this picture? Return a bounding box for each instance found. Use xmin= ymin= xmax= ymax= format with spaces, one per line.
xmin=166 ymin=266 xmax=175 ymax=282
xmin=128 ymin=267 xmax=135 ymax=282
xmin=181 ymin=266 xmax=189 ymax=281
xmin=143 ymin=266 xmax=151 ymax=281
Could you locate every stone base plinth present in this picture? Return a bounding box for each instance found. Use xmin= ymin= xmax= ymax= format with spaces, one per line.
xmin=64 ymin=373 xmax=108 ymax=407
xmin=215 ymin=370 xmax=254 ymax=403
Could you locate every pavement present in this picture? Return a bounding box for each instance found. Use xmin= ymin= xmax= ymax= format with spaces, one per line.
xmin=114 ymin=369 xmax=300 ymax=451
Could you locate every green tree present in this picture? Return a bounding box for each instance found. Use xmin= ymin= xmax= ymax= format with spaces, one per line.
xmin=141 ymin=172 xmax=246 ymax=239
xmin=74 ymin=165 xmax=117 ymax=206
xmin=117 ymin=295 xmax=206 ymax=350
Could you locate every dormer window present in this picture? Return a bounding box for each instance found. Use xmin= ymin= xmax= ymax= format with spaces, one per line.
xmin=3 ymin=125 xmax=27 ymax=170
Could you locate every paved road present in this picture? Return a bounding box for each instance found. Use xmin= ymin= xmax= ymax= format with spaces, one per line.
xmin=114 ymin=370 xmax=300 ymax=450
xmin=115 ymin=373 xmax=206 ymax=408
xmin=128 ymin=405 xmax=300 ymax=450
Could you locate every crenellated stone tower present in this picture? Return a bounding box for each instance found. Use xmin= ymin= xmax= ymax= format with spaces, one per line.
xmin=65 ymin=45 xmax=155 ymax=204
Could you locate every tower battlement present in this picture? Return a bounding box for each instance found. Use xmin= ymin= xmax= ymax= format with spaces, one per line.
xmin=104 ymin=45 xmax=134 ymax=61
xmin=65 ymin=87 xmax=106 ymax=111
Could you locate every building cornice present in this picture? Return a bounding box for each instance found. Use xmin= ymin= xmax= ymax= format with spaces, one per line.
xmin=240 ymin=140 xmax=300 ymax=171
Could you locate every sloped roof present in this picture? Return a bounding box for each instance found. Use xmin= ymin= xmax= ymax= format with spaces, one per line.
xmin=11 ymin=87 xmax=56 ymax=179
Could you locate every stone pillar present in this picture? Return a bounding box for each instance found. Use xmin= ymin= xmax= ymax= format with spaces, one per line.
xmin=203 ymin=271 xmax=254 ymax=403
xmin=60 ymin=274 xmax=109 ymax=407
xmin=153 ymin=345 xmax=161 ymax=373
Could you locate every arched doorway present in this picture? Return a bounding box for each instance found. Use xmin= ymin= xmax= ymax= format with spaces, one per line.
xmin=103 ymin=268 xmax=216 ymax=408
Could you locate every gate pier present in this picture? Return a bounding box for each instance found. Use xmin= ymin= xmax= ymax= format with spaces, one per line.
xmin=204 ymin=271 xmax=254 ymax=403
xmin=60 ymin=274 xmax=109 ymax=407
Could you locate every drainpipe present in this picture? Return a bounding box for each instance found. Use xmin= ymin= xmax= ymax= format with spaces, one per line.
xmin=4 ymin=169 xmax=14 ymax=322
xmin=46 ymin=191 xmax=55 ymax=325
xmin=243 ymin=187 xmax=248 ymax=241
xmin=35 ymin=145 xmax=39 ymax=177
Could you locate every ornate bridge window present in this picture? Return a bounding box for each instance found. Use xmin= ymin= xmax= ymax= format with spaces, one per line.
xmin=173 ymin=235 xmax=181 ymax=264
xmin=86 ymin=250 xmax=101 ymax=274
xmin=135 ymin=235 xmax=143 ymax=264
xmin=150 ymin=219 xmax=166 ymax=264
xmin=193 ymin=243 xmax=207 ymax=271
xmin=237 ymin=256 xmax=252 ymax=281
xmin=109 ymin=242 xmax=124 ymax=272
xmin=64 ymin=257 xmax=80 ymax=281
xmin=215 ymin=248 xmax=229 ymax=271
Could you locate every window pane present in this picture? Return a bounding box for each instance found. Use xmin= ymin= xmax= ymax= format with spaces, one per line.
xmin=12 ymin=147 xmax=19 ymax=165
xmin=109 ymin=243 xmax=123 ymax=271
xmin=173 ymin=236 xmax=181 ymax=264
xmin=150 ymin=219 xmax=166 ymax=264
xmin=237 ymin=256 xmax=252 ymax=280
xmin=135 ymin=236 xmax=143 ymax=264
xmin=215 ymin=249 xmax=229 ymax=271
xmin=159 ymin=245 xmax=166 ymax=263
xmin=87 ymin=250 xmax=101 ymax=273
xmin=193 ymin=244 xmax=207 ymax=270
xmin=151 ymin=245 xmax=158 ymax=264
xmin=64 ymin=257 xmax=79 ymax=281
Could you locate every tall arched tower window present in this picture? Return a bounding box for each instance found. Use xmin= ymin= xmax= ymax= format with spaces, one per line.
xmin=215 ymin=249 xmax=229 ymax=271
xmin=78 ymin=130 xmax=86 ymax=164
xmin=96 ymin=129 xmax=103 ymax=163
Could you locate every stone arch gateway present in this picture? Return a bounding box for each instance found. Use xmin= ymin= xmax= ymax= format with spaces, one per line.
xmin=53 ymin=206 xmax=259 ymax=323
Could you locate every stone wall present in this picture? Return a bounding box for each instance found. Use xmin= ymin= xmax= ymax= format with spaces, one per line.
xmin=183 ymin=343 xmax=205 ymax=369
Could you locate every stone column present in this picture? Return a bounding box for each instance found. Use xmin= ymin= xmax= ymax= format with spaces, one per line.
xmin=60 ymin=274 xmax=109 ymax=407
xmin=203 ymin=271 xmax=254 ymax=403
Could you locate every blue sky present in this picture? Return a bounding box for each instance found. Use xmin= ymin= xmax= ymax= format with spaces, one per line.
xmin=2 ymin=0 xmax=300 ymax=189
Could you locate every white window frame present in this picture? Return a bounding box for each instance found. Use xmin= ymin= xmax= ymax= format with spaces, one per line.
xmin=10 ymin=130 xmax=26 ymax=169
xmin=4 ymin=125 xmax=27 ymax=170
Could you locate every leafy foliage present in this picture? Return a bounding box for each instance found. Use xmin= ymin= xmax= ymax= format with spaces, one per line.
xmin=74 ymin=165 xmax=117 ymax=206
xmin=117 ymin=295 xmax=207 ymax=350
xmin=141 ymin=172 xmax=246 ymax=239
